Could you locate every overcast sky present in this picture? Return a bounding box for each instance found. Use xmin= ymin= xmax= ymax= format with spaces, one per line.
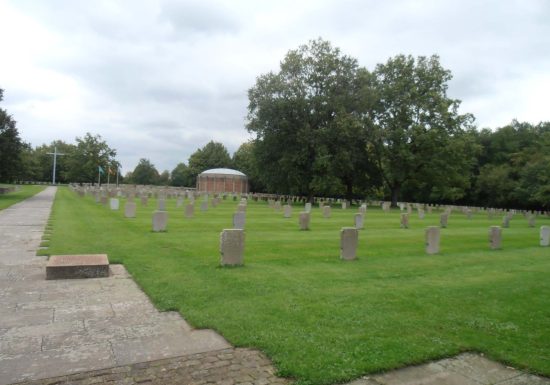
xmin=1 ymin=0 xmax=549 ymax=173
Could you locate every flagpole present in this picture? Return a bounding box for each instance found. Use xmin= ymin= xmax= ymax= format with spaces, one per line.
xmin=98 ymin=167 xmax=101 ymax=186
xmin=107 ymin=170 xmax=110 ymax=186
xmin=116 ymin=167 xmax=119 ymax=187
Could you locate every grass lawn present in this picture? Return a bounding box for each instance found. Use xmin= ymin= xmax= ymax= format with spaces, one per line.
xmin=0 ymin=185 xmax=46 ymax=210
xmin=43 ymin=187 xmax=550 ymax=385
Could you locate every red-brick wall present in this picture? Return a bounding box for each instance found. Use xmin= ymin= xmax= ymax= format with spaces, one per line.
xmin=197 ymin=175 xmax=248 ymax=193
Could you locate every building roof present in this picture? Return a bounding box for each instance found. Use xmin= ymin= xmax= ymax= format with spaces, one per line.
xmin=199 ymin=168 xmax=247 ymax=177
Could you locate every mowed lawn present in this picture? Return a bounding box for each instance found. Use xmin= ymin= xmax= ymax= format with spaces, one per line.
xmin=44 ymin=187 xmax=550 ymax=385
xmin=0 ymin=184 xmax=46 ymax=210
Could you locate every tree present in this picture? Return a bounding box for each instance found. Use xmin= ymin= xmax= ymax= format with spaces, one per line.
xmin=187 ymin=141 xmax=232 ymax=185
xmin=0 ymin=89 xmax=24 ymax=182
xmin=67 ymin=133 xmax=117 ymax=184
xmin=131 ymin=158 xmax=159 ymax=185
xmin=158 ymin=170 xmax=170 ymax=185
xmin=232 ymin=141 xmax=265 ymax=192
xmin=247 ymin=38 xmax=376 ymax=199
xmin=28 ymin=140 xmax=76 ymax=183
xmin=370 ymin=54 xmax=478 ymax=206
xmin=171 ymin=163 xmax=192 ymax=187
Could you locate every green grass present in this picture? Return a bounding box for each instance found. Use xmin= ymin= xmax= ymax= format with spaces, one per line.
xmin=45 ymin=187 xmax=550 ymax=385
xmin=0 ymin=185 xmax=46 ymax=210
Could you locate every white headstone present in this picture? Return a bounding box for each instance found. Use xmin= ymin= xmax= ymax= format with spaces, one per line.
xmin=220 ymin=229 xmax=244 ymax=266
xmin=425 ymin=226 xmax=440 ymax=254
xmin=340 ymin=227 xmax=358 ymax=260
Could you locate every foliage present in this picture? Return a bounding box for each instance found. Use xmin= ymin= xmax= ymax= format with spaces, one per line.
xmin=232 ymin=141 xmax=264 ymax=192
xmin=170 ymin=163 xmax=193 ymax=187
xmin=370 ymin=54 xmax=479 ymax=206
xmin=247 ymin=38 xmax=376 ymax=199
xmin=0 ymin=89 xmax=24 ymax=183
xmin=45 ymin=188 xmax=550 ymax=385
xmin=130 ymin=158 xmax=160 ymax=185
xmin=67 ymin=133 xmax=117 ymax=184
xmin=0 ymin=185 xmax=46 ymax=210
xmin=187 ymin=141 xmax=232 ymax=185
xmin=158 ymin=170 xmax=170 ymax=186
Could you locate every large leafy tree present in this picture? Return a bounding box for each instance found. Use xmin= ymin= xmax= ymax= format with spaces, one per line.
xmin=0 ymin=89 xmax=24 ymax=182
xmin=187 ymin=141 xmax=232 ymax=185
xmin=247 ymin=39 xmax=376 ymax=199
xmin=232 ymin=141 xmax=265 ymax=192
xmin=27 ymin=140 xmax=76 ymax=183
xmin=170 ymin=163 xmax=193 ymax=187
xmin=67 ymin=133 xmax=117 ymax=184
xmin=131 ymin=158 xmax=159 ymax=185
xmin=370 ymin=54 xmax=478 ymax=206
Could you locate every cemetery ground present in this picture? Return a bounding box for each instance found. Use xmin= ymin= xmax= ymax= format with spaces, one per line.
xmin=41 ymin=187 xmax=549 ymax=385
xmin=0 ymin=185 xmax=45 ymax=210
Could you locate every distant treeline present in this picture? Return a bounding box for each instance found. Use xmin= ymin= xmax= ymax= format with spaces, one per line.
xmin=2 ymin=39 xmax=549 ymax=210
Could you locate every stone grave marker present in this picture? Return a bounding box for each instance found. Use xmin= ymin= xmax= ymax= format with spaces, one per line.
xmin=342 ymin=201 xmax=348 ymax=210
xmin=305 ymin=202 xmax=312 ymax=213
xmin=418 ymin=208 xmax=425 ymax=220
xmin=502 ymin=215 xmax=510 ymax=228
xmin=220 ymin=229 xmax=244 ymax=266
xmin=323 ymin=205 xmax=331 ymax=218
xmin=141 ymin=196 xmax=148 ymax=206
xmin=152 ymin=211 xmax=168 ymax=232
xmin=200 ymin=201 xmax=208 ymax=211
xmin=440 ymin=213 xmax=448 ymax=228
xmin=124 ymin=202 xmax=136 ymax=218
xmin=233 ymin=212 xmax=246 ymax=230
xmin=425 ymin=226 xmax=440 ymax=254
xmin=299 ymin=212 xmax=310 ymax=230
xmin=157 ymin=199 xmax=166 ymax=211
xmin=109 ymin=198 xmax=119 ymax=210
xmin=401 ymin=213 xmax=409 ymax=229
xmin=185 ymin=204 xmax=194 ymax=218
xmin=489 ymin=226 xmax=502 ymax=249
xmin=283 ymin=204 xmax=292 ymax=218
xmin=528 ymin=215 xmax=536 ymax=228
xmin=274 ymin=201 xmax=281 ymax=211
xmin=176 ymin=197 xmax=184 ymax=208
xmin=355 ymin=213 xmax=364 ymax=230
xmin=340 ymin=227 xmax=358 ymax=261
xmin=100 ymin=196 xmax=108 ymax=206
xmin=237 ymin=203 xmax=247 ymax=213
xmin=541 ymin=226 xmax=550 ymax=247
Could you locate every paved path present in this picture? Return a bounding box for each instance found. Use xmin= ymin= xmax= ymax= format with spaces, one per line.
xmin=1 ymin=187 xmax=549 ymax=385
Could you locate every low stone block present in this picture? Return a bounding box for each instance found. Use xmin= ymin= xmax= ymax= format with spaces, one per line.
xmin=440 ymin=213 xmax=448 ymax=228
xmin=157 ymin=199 xmax=166 ymax=211
xmin=152 ymin=211 xmax=168 ymax=232
xmin=401 ymin=213 xmax=409 ymax=229
xmin=233 ymin=212 xmax=246 ymax=229
xmin=237 ymin=203 xmax=247 ymax=212
xmin=305 ymin=202 xmax=312 ymax=213
xmin=502 ymin=216 xmax=510 ymax=228
xmin=299 ymin=212 xmax=310 ymax=230
xmin=340 ymin=227 xmax=358 ymax=260
xmin=124 ymin=202 xmax=136 ymax=218
xmin=46 ymin=254 xmax=109 ymax=280
xmin=528 ymin=215 xmax=536 ymax=227
xmin=283 ymin=204 xmax=292 ymax=218
xmin=541 ymin=226 xmax=550 ymax=247
xmin=200 ymin=202 xmax=208 ymax=211
xmin=323 ymin=205 xmax=331 ymax=218
xmin=489 ymin=226 xmax=502 ymax=250
xmin=185 ymin=203 xmax=194 ymax=218
xmin=109 ymin=198 xmax=119 ymax=210
xmin=220 ymin=229 xmax=244 ymax=266
xmin=355 ymin=213 xmax=364 ymax=230
xmin=425 ymin=226 xmax=440 ymax=254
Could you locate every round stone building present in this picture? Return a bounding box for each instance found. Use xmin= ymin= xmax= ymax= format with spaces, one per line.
xmin=196 ymin=168 xmax=249 ymax=194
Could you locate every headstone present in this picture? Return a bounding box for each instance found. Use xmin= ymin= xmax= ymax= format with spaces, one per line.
xmin=340 ymin=227 xmax=358 ymax=261
xmin=354 ymin=213 xmax=364 ymax=230
xmin=124 ymin=202 xmax=136 ymax=218
xmin=185 ymin=204 xmax=194 ymax=218
xmin=359 ymin=204 xmax=367 ymax=215
xmin=440 ymin=213 xmax=448 ymax=228
xmin=141 ymin=196 xmax=148 ymax=206
xmin=489 ymin=226 xmax=502 ymax=249
xmin=323 ymin=205 xmax=331 ymax=218
xmin=400 ymin=213 xmax=409 ymax=229
xmin=540 ymin=226 xmax=550 ymax=247
xmin=342 ymin=201 xmax=348 ymax=210
xmin=220 ymin=229 xmax=244 ymax=266
xmin=418 ymin=209 xmax=425 ymax=220
xmin=305 ymin=202 xmax=312 ymax=213
xmin=466 ymin=209 xmax=472 ymax=220
xmin=152 ymin=211 xmax=167 ymax=232
xmin=502 ymin=215 xmax=510 ymax=228
xmin=211 ymin=198 xmax=218 ymax=208
xmin=100 ymin=196 xmax=108 ymax=206
xmin=425 ymin=226 xmax=440 ymax=254
xmin=274 ymin=201 xmax=282 ymax=211
xmin=237 ymin=203 xmax=247 ymax=212
xmin=109 ymin=198 xmax=119 ymax=210
xmin=283 ymin=204 xmax=292 ymax=218
xmin=299 ymin=212 xmax=310 ymax=230
xmin=176 ymin=197 xmax=184 ymax=208
xmin=157 ymin=199 xmax=166 ymax=211
xmin=200 ymin=201 xmax=208 ymax=211
xmin=233 ymin=212 xmax=246 ymax=229
xmin=528 ymin=215 xmax=536 ymax=228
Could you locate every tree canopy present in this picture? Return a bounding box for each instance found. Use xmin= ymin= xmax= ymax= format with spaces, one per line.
xmin=187 ymin=141 xmax=232 ymax=185
xmin=0 ymin=89 xmax=24 ymax=182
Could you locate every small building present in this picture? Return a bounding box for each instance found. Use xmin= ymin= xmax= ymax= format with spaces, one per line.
xmin=196 ymin=168 xmax=249 ymax=194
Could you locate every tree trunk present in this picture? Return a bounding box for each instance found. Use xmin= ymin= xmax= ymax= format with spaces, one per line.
xmin=391 ymin=185 xmax=400 ymax=207
xmin=345 ymin=181 xmax=354 ymax=202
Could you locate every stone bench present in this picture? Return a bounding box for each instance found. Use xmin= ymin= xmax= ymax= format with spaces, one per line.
xmin=46 ymin=254 xmax=110 ymax=280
